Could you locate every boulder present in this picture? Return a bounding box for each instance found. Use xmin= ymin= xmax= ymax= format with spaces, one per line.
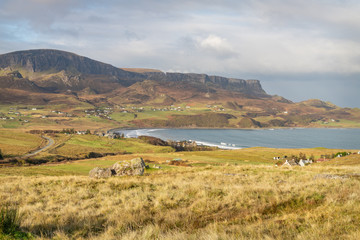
xmin=89 ymin=167 xmax=112 ymax=179
xmin=111 ymin=157 xmax=146 ymax=176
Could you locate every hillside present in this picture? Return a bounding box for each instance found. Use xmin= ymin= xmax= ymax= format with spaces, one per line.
xmin=0 ymin=49 xmax=267 ymax=97
xmin=0 ymin=49 xmax=359 ymax=129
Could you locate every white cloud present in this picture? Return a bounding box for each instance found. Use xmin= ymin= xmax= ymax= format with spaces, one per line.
xmin=1 ymin=0 xmax=360 ymax=106
xmin=199 ymin=35 xmax=230 ymax=51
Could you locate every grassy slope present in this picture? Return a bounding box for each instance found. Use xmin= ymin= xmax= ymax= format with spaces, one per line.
xmin=1 ymin=146 xmax=358 ymax=176
xmin=50 ymin=135 xmax=174 ymax=158
xmin=0 ymin=127 xmax=360 ymax=239
xmin=0 ymin=163 xmax=359 ymax=239
xmin=2 ymin=101 xmax=360 ymax=130
xmin=0 ymin=129 xmax=43 ymax=157
xmin=1 ymin=101 xmax=360 ymax=239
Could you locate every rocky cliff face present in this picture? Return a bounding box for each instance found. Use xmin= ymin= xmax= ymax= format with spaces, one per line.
xmin=144 ymin=72 xmax=267 ymax=97
xmin=0 ymin=49 xmax=268 ymax=97
xmin=0 ymin=49 xmax=144 ymax=86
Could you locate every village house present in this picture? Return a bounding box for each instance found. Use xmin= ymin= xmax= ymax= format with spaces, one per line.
xmin=299 ymin=159 xmax=312 ymax=166
xmin=281 ymin=158 xmax=312 ymax=167
xmin=282 ymin=159 xmax=298 ymax=167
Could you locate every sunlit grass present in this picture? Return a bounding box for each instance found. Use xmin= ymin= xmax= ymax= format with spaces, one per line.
xmin=0 ymin=130 xmax=43 ymax=156
xmin=0 ymin=163 xmax=359 ymax=239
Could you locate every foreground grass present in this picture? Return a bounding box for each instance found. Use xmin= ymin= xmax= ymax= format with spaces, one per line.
xmin=1 ymin=127 xmax=359 ymax=239
xmin=0 ymin=163 xmax=360 ymax=239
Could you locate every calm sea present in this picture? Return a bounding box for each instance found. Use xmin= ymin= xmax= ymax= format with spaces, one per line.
xmin=114 ymin=128 xmax=360 ymax=149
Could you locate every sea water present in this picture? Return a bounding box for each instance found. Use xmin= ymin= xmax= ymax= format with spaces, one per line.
xmin=115 ymin=128 xmax=360 ymax=149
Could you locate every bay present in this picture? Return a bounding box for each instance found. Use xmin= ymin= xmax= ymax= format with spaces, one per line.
xmin=114 ymin=128 xmax=360 ymax=149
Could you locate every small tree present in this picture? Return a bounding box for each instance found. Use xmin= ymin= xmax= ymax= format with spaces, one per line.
xmin=299 ymin=152 xmax=307 ymax=160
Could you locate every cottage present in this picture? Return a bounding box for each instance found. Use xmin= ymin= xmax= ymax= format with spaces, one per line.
xmin=282 ymin=159 xmax=298 ymax=167
xmin=298 ymin=159 xmax=312 ymax=167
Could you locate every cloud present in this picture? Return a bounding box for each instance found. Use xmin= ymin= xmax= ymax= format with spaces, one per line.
xmin=1 ymin=0 xmax=360 ymax=106
xmin=196 ymin=35 xmax=235 ymax=58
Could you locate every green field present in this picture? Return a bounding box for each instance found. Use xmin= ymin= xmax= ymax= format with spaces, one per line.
xmin=50 ymin=135 xmax=175 ymax=158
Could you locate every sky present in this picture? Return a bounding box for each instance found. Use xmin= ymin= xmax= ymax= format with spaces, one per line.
xmin=0 ymin=0 xmax=359 ymax=107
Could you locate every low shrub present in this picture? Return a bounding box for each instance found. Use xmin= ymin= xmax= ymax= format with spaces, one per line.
xmin=0 ymin=206 xmax=19 ymax=235
xmin=24 ymin=158 xmax=48 ymax=165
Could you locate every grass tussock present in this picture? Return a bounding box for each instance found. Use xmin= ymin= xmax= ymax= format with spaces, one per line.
xmin=0 ymin=164 xmax=359 ymax=239
xmin=0 ymin=205 xmax=31 ymax=239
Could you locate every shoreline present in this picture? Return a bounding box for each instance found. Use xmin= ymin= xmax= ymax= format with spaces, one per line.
xmin=108 ymin=128 xmax=360 ymax=150
xmin=108 ymin=126 xmax=360 ymax=133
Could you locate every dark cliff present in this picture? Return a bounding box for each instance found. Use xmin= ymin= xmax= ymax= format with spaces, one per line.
xmin=0 ymin=49 xmax=144 ymax=86
xmin=0 ymin=49 xmax=268 ymax=97
xmin=144 ymin=72 xmax=268 ymax=97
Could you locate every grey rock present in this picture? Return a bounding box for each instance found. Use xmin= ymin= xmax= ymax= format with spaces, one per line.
xmin=111 ymin=157 xmax=146 ymax=176
xmin=89 ymin=167 xmax=112 ymax=179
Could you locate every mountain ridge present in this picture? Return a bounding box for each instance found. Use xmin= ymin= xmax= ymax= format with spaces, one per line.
xmin=0 ymin=49 xmax=268 ymax=97
xmin=0 ymin=49 xmax=359 ymax=129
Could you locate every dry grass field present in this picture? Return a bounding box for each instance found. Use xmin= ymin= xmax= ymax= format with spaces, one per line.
xmin=1 ymin=128 xmax=360 ymax=239
xmin=0 ymin=149 xmax=359 ymax=239
xmin=0 ymin=130 xmax=44 ymax=157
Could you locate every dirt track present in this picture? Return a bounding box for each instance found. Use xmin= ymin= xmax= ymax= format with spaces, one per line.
xmin=22 ymin=136 xmax=54 ymax=158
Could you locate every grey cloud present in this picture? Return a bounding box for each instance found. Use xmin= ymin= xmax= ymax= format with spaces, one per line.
xmin=1 ymin=0 xmax=360 ymax=106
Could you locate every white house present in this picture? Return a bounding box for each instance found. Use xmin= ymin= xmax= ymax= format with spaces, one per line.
xmin=298 ymin=160 xmax=305 ymax=167
xmin=282 ymin=159 xmax=298 ymax=167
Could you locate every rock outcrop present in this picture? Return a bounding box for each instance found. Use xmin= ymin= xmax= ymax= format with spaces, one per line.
xmin=0 ymin=49 xmax=144 ymax=90
xmin=89 ymin=157 xmax=147 ymax=178
xmin=89 ymin=167 xmax=113 ymax=179
xmin=144 ymin=72 xmax=268 ymax=97
xmin=0 ymin=49 xmax=142 ymax=79
xmin=111 ymin=157 xmax=146 ymax=176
